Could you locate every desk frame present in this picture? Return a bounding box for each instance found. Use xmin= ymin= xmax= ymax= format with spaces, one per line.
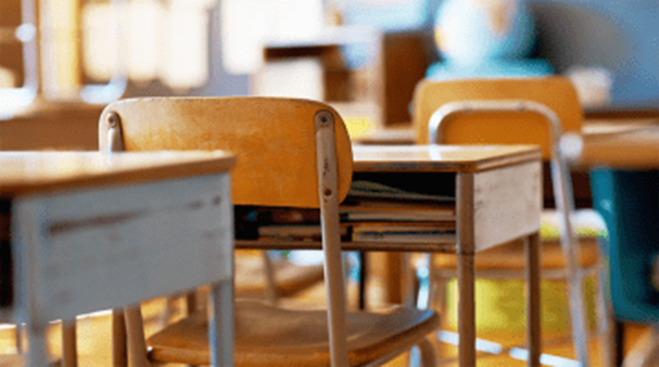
xmin=1 ymin=153 xmax=234 ymax=367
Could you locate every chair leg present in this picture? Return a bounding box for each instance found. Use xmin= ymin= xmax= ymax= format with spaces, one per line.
xmin=416 ymin=337 xmax=437 ymax=367
xmin=62 ymin=319 xmax=77 ymax=367
xmin=401 ymin=253 xmax=417 ymax=307
xmin=316 ymin=109 xmax=349 ymax=367
xmin=550 ymin=158 xmax=591 ymax=366
xmin=594 ymin=240 xmax=618 ymax=367
xmin=261 ymin=250 xmax=279 ymax=305
xmin=123 ymin=305 xmax=150 ymax=367
xmin=359 ymin=251 xmax=368 ymax=310
xmin=427 ymin=257 xmax=447 ymax=358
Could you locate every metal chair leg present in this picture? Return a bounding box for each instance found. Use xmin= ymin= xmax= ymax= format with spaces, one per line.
xmin=550 ymin=157 xmax=591 ymax=366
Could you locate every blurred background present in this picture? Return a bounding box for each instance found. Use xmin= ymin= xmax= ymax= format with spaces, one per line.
xmin=0 ymin=0 xmax=658 ymax=149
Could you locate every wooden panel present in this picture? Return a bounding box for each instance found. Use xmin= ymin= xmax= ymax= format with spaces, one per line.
xmin=0 ymin=152 xmax=235 ymax=196
xmin=13 ymin=173 xmax=233 ymax=322
xmin=100 ymin=97 xmax=353 ymax=209
xmin=352 ymin=145 xmax=541 ymax=173
xmin=473 ymin=161 xmax=542 ymax=252
xmin=383 ymin=32 xmax=429 ymax=126
xmin=412 ymin=77 xmax=582 ymax=159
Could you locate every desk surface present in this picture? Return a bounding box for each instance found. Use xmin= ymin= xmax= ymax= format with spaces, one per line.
xmin=0 ymin=151 xmax=236 ymax=196
xmin=352 ymin=145 xmax=541 ymax=173
xmin=355 ymin=118 xmax=659 ymax=146
xmin=572 ymin=126 xmax=659 ymax=169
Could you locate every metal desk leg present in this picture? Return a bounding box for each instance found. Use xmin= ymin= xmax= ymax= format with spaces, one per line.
xmin=209 ymin=279 xmax=233 ymax=367
xmin=27 ymin=323 xmax=48 ymax=367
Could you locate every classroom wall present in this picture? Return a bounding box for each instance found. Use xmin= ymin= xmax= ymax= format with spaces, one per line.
xmin=123 ymin=3 xmax=250 ymax=99
xmin=530 ymin=0 xmax=659 ymax=108
xmin=425 ymin=0 xmax=659 ymax=107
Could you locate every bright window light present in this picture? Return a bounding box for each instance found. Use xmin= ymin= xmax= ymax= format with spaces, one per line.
xmin=81 ymin=0 xmax=212 ymax=89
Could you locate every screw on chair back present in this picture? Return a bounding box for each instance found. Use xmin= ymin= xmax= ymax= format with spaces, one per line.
xmin=412 ymin=76 xmax=598 ymax=366
xmin=413 ymin=77 xmax=582 ymax=160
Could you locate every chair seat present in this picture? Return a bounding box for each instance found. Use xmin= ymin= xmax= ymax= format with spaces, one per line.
xmin=235 ymin=251 xmax=324 ymax=298
xmin=432 ymin=209 xmax=606 ymax=271
xmin=147 ymin=300 xmax=439 ymax=367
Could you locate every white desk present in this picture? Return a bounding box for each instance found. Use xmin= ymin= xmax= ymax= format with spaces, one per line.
xmin=0 ymin=151 xmax=235 ymax=367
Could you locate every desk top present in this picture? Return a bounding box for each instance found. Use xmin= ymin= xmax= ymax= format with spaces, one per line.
xmin=571 ymin=126 xmax=659 ymax=169
xmin=352 ymin=145 xmax=541 ymax=173
xmin=0 ymin=151 xmax=236 ymax=196
xmin=354 ymin=118 xmax=659 ymax=146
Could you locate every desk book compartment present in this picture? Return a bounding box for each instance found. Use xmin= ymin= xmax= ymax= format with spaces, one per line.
xmin=235 ymin=177 xmax=456 ymax=244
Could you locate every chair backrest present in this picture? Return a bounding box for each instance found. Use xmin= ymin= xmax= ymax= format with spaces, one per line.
xmin=412 ymin=77 xmax=583 ymax=159
xmin=98 ymin=97 xmax=353 ymax=208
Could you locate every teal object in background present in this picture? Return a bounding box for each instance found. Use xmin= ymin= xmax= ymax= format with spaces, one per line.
xmin=428 ymin=0 xmax=552 ymax=79
xmin=426 ymin=59 xmax=552 ymax=79
xmin=434 ymin=0 xmax=534 ymax=63
xmin=590 ymin=169 xmax=659 ymax=323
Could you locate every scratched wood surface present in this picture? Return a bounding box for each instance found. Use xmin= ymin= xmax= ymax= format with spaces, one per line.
xmin=0 ymin=151 xmax=236 ymax=196
xmin=412 ymin=77 xmax=582 ymax=159
xmin=471 ymin=161 xmax=542 ymax=252
xmin=12 ymin=173 xmax=233 ymax=323
xmin=100 ymin=97 xmax=353 ymax=209
xmin=352 ymin=145 xmax=541 ymax=173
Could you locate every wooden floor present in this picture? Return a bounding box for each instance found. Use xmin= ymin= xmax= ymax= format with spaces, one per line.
xmin=0 ymin=280 xmax=651 ymax=366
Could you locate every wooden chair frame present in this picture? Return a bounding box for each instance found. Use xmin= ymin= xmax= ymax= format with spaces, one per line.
xmin=98 ymin=97 xmax=437 ymax=367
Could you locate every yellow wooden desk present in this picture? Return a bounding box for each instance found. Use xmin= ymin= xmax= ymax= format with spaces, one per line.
xmin=568 ymin=125 xmax=659 ymax=169
xmin=238 ymin=144 xmax=542 ymax=366
xmin=562 ymin=124 xmax=659 ymax=367
xmin=0 ymin=151 xmax=235 ymax=367
xmin=352 ymin=144 xmax=543 ymax=366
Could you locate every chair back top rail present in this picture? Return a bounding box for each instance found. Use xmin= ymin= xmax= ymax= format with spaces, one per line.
xmin=413 ymin=77 xmax=582 ymax=159
xmin=99 ymin=97 xmax=353 ymax=208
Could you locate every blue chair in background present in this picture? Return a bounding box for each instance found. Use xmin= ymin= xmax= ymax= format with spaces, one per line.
xmin=590 ymin=169 xmax=659 ymax=367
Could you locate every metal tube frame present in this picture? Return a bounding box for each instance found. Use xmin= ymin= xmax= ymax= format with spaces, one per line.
xmin=428 ymin=100 xmax=591 ymax=366
xmin=315 ymin=109 xmax=350 ymax=367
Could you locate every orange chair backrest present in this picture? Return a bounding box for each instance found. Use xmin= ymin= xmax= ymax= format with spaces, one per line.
xmin=412 ymin=77 xmax=582 ymax=159
xmin=99 ymin=97 xmax=353 ymax=208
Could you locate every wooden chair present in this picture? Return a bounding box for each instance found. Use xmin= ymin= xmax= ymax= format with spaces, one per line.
xmin=412 ymin=77 xmax=614 ymax=367
xmin=99 ymin=97 xmax=439 ymax=367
